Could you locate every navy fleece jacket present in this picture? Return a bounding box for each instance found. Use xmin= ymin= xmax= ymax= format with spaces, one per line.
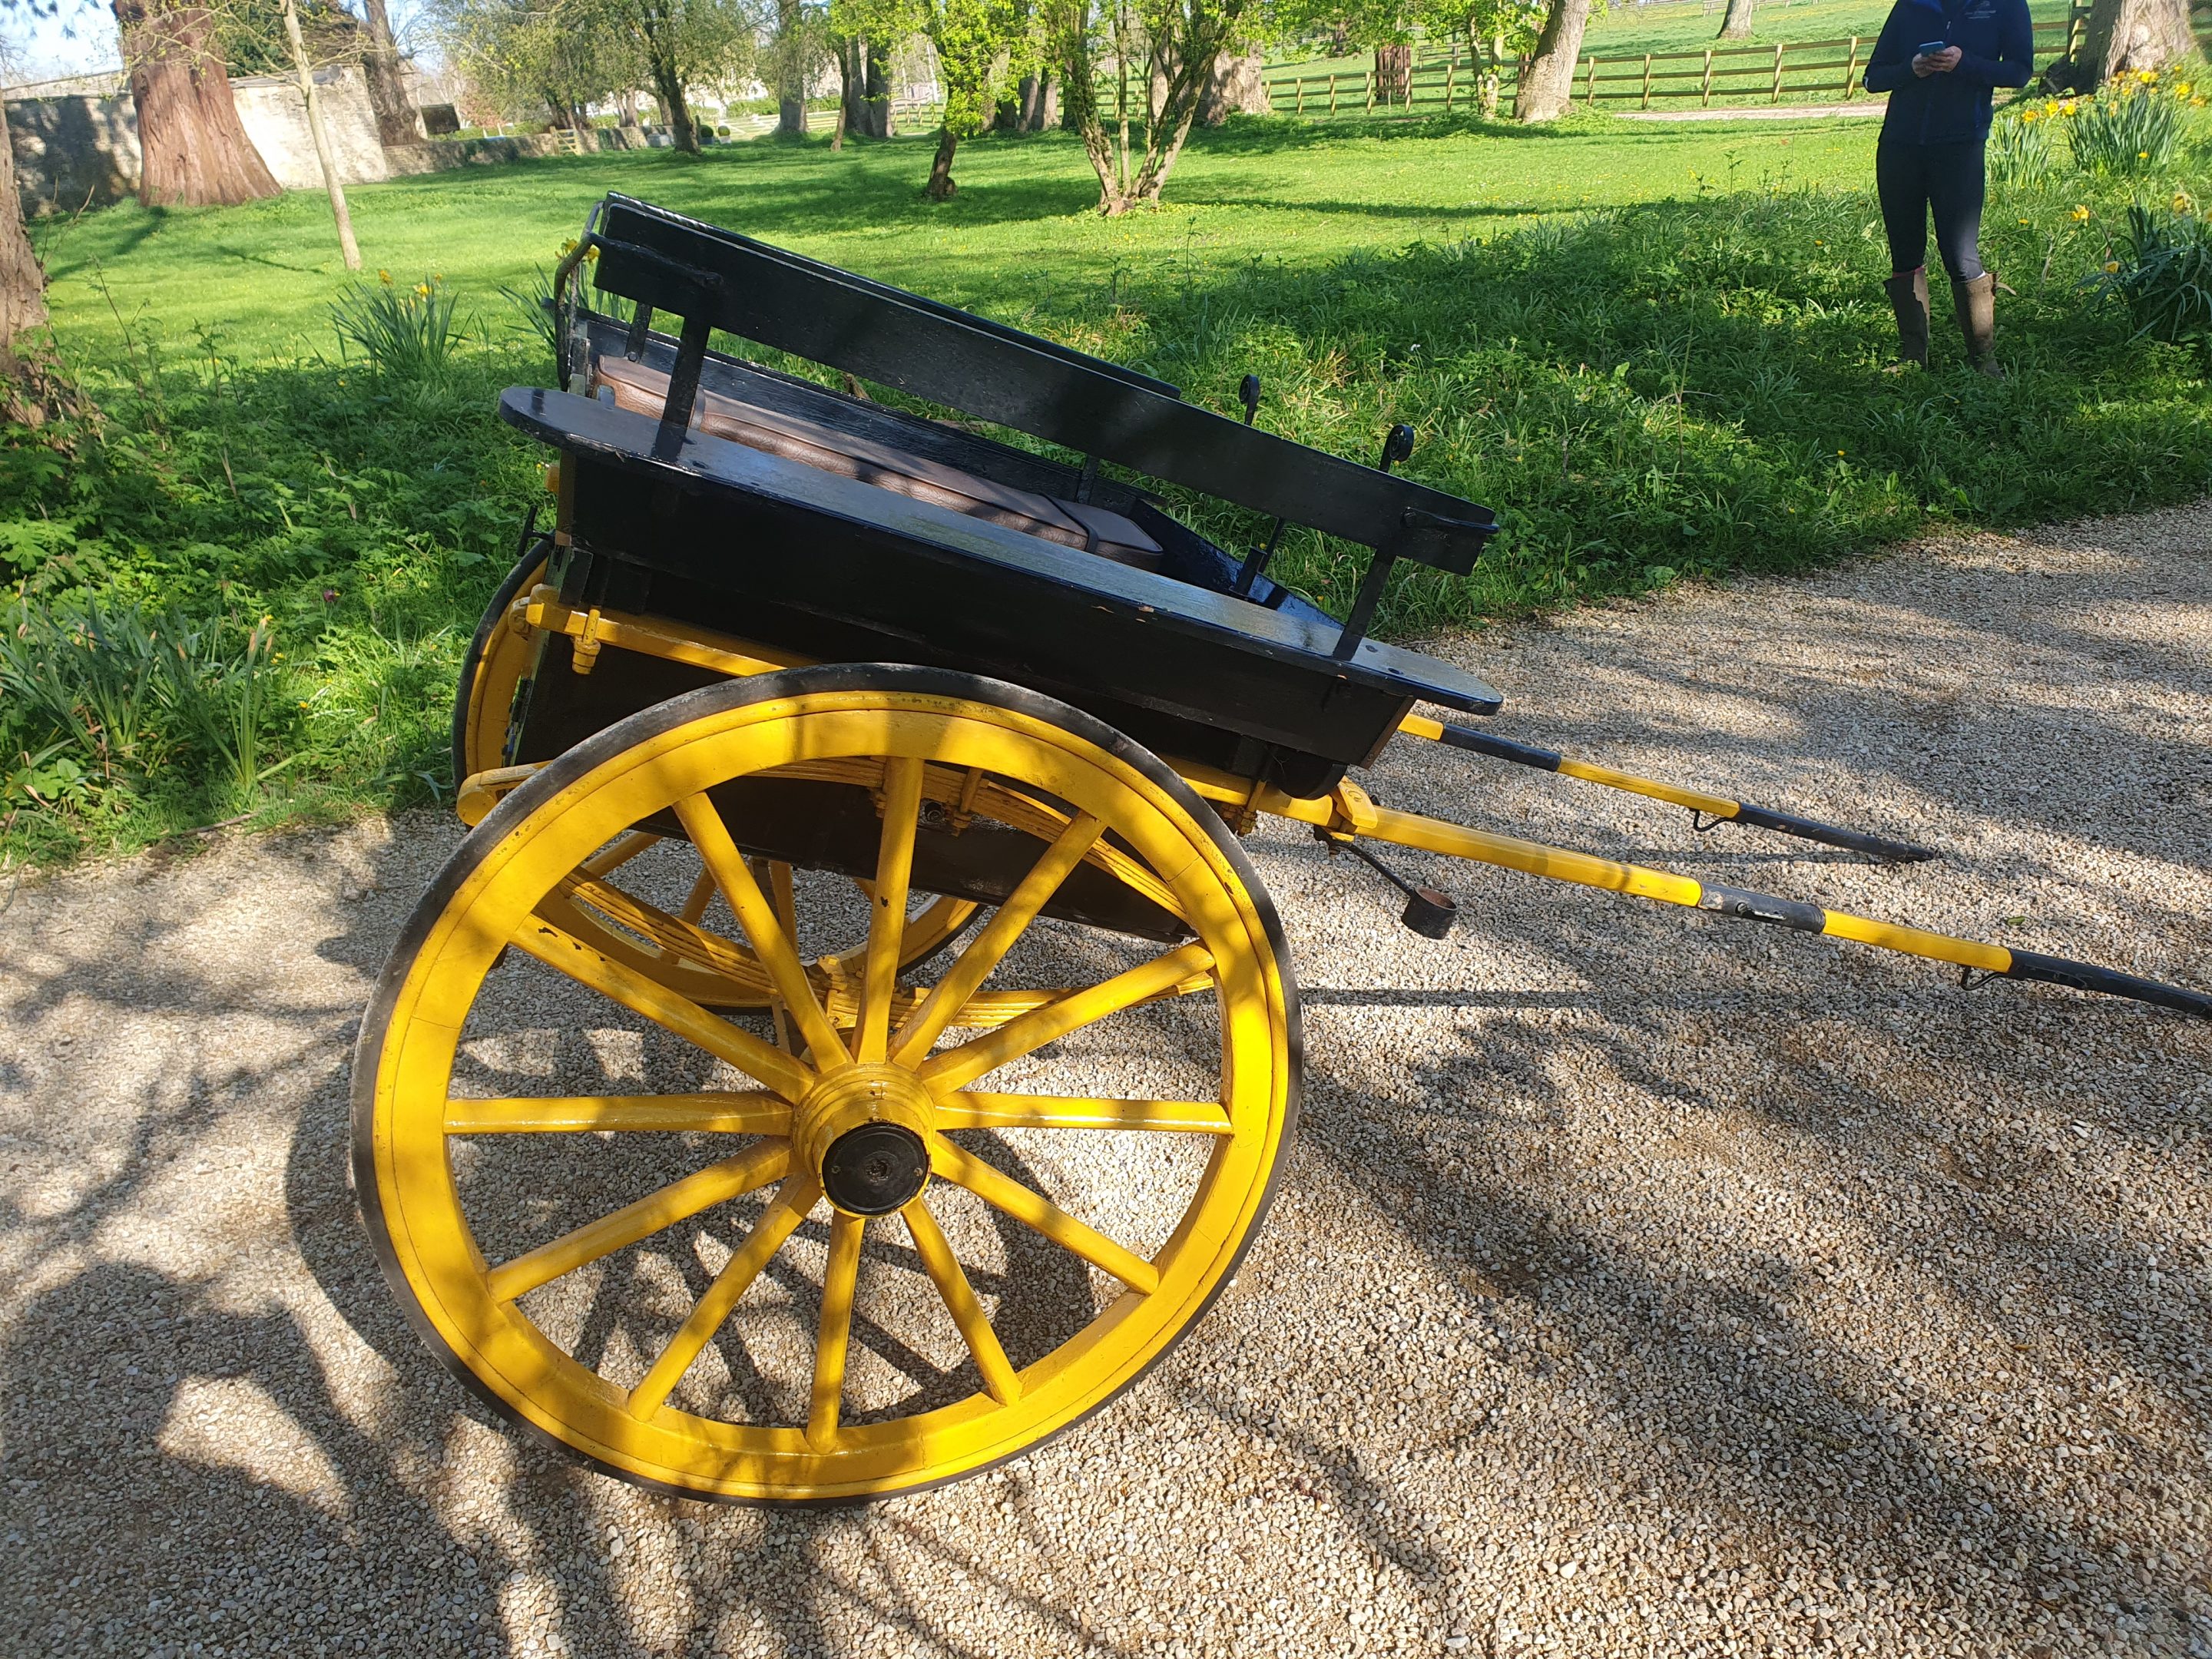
xmin=1864 ymin=0 xmax=2034 ymax=143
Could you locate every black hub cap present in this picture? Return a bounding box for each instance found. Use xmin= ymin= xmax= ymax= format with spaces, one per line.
xmin=822 ymin=1121 xmax=930 ymax=1216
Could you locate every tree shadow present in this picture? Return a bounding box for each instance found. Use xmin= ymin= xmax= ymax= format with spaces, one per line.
xmin=3 ymin=482 xmax=2207 ymax=1655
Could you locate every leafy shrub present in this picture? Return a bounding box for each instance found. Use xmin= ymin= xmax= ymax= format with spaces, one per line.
xmin=332 ymin=272 xmax=464 ymax=379
xmin=2087 ymin=202 xmax=2212 ymax=355
xmin=0 ymin=598 xmax=296 ymax=815
xmin=1988 ymin=106 xmax=2058 ymax=183
xmin=2068 ymin=73 xmax=2187 ymax=174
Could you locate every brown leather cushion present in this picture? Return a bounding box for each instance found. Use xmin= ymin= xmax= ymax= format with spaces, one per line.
xmin=592 ymin=356 xmax=1165 ymax=571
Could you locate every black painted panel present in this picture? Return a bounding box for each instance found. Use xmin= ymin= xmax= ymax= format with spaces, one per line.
xmin=588 ymin=195 xmax=1498 ymax=572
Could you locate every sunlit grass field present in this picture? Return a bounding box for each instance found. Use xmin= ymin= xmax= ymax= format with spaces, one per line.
xmin=35 ymin=114 xmax=1884 ymax=362
xmin=9 ymin=108 xmax=2210 ymax=858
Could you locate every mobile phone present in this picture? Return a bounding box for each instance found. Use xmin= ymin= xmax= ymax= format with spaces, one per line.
xmin=1916 ymin=39 xmax=1949 ymax=53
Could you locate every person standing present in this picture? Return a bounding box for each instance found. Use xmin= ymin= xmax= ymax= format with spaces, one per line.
xmin=1863 ymin=0 xmax=2034 ymax=374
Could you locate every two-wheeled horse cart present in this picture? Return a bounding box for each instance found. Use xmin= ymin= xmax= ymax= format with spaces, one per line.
xmin=353 ymin=194 xmax=2210 ymax=1505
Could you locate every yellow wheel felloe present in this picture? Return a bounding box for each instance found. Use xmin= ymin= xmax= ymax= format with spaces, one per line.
xmin=358 ymin=668 xmax=1298 ymax=1503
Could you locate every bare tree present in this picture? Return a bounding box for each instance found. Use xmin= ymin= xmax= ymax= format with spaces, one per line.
xmin=1514 ymin=0 xmax=1588 ymax=121
xmin=280 ymin=0 xmax=361 ymax=267
xmin=1052 ymin=0 xmax=1248 ymax=214
xmin=114 ymin=0 xmax=282 ymax=205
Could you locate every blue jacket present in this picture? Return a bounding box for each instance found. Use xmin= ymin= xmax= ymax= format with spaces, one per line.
xmin=1865 ymin=0 xmax=2034 ymax=144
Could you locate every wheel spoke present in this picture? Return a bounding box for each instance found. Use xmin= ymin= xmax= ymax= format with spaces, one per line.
xmin=508 ymin=924 xmax=813 ymax=1106
xmin=627 ymin=1174 xmax=820 ymax=1421
xmin=541 ymin=878 xmax=771 ymax=996
xmin=510 ymin=916 xmax=813 ymax=1101
xmin=856 ymin=758 xmax=926 ymax=1063
xmin=674 ymin=793 xmax=849 ymax=1068
xmin=807 ymin=1209 xmax=866 ymax=1450
xmin=677 ymin=863 xmax=717 ymax=926
xmin=890 ymin=812 xmax=1106 ymax=1068
xmin=937 ymin=1094 xmax=1232 ymax=1134
xmin=917 ymin=942 xmax=1215 ymax=1094
xmin=445 ymin=1092 xmax=790 ymax=1135
xmin=757 ymin=859 xmax=800 ymax=1054
xmin=929 ymin=1137 xmax=1159 ymax=1294
xmin=902 ymin=1196 xmax=1021 ymax=1405
xmin=581 ymin=831 xmax=659 ymax=879
xmin=485 ymin=1140 xmax=790 ymax=1304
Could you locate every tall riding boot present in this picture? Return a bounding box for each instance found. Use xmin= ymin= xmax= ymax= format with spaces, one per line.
xmin=1953 ymin=272 xmax=2001 ymax=377
xmin=1883 ymin=269 xmax=1929 ymax=369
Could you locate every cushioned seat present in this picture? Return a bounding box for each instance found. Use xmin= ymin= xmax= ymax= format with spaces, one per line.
xmin=591 ymin=355 xmax=1165 ymax=571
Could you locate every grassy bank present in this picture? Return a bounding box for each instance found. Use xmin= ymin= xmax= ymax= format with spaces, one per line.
xmin=8 ymin=112 xmax=2210 ymax=861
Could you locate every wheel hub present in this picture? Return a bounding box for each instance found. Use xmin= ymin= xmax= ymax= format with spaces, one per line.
xmin=795 ymin=1064 xmax=935 ymax=1217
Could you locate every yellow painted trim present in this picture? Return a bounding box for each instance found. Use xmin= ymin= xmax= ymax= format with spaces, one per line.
xmin=525 ymin=587 xmax=812 ymax=682
xmin=1396 ymin=713 xmax=1740 ymax=818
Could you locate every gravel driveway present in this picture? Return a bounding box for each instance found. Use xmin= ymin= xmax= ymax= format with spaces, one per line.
xmin=3 ymin=502 xmax=2208 ymax=1659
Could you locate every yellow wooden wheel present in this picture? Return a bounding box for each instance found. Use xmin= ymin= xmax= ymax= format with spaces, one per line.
xmin=359 ymin=666 xmax=1300 ymax=1502
xmin=453 ymin=551 xmax=548 ymax=787
xmin=451 ymin=555 xmax=975 ymax=1002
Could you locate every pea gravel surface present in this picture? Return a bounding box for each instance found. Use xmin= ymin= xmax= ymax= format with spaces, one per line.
xmin=3 ymin=501 xmax=2209 ymax=1659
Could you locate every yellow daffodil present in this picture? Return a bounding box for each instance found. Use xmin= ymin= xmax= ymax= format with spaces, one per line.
xmin=378 ymin=269 xmax=392 ymax=284
xmin=2071 ymin=204 xmax=2090 ymax=220
xmin=2177 ymin=193 xmax=2197 ymax=214
xmin=2104 ymin=260 xmax=2121 ymax=273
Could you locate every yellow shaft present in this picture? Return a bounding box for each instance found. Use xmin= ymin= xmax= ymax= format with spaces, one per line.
xmin=1362 ymin=806 xmax=2012 ymax=974
xmin=1394 ymin=714 xmax=1936 ymax=863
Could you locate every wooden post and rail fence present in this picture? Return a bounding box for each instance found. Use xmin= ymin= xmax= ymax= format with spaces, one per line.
xmin=1263 ymin=10 xmax=2095 ymax=118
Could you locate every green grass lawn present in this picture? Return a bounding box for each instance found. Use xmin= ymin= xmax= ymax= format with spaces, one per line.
xmin=8 ymin=110 xmax=2211 ymax=860
xmin=34 ymin=117 xmax=1883 ymax=364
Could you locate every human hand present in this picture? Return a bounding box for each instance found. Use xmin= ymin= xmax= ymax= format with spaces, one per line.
xmin=1912 ymin=46 xmax=1963 ymax=75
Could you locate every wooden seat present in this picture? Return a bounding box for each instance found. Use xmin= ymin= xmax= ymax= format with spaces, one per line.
xmin=591 ymin=354 xmax=1166 ymax=571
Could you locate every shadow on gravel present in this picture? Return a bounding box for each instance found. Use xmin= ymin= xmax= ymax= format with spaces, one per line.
xmin=5 ymin=495 xmax=2210 ymax=1656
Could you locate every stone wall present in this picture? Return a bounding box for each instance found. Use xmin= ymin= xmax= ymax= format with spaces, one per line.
xmin=7 ymin=73 xmax=646 ymax=215
xmin=6 ymin=92 xmax=139 ymax=216
xmin=230 ymin=68 xmax=389 ymax=193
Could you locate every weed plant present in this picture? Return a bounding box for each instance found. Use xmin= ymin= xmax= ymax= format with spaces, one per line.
xmin=331 ymin=272 xmax=465 ymax=379
xmin=1988 ymin=106 xmax=2058 ymax=183
xmin=2068 ymin=76 xmax=2188 ymax=174
xmin=2088 ymin=201 xmax=2212 ymax=356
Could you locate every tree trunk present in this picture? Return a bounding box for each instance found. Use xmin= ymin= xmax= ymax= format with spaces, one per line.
xmin=922 ymin=126 xmax=959 ymax=198
xmin=2079 ymin=0 xmax=2196 ymax=79
xmin=1016 ymin=71 xmax=1061 ymax=130
xmin=839 ymin=38 xmax=889 ymax=137
xmin=1 ymin=108 xmax=48 ymax=358
xmin=1373 ymin=43 xmax=1411 ymax=104
xmin=1198 ymin=50 xmax=1267 ymax=122
xmin=359 ymin=0 xmax=422 ymax=145
xmin=1472 ymin=30 xmax=1504 ymax=116
xmin=648 ymin=57 xmax=700 ymax=152
xmin=777 ymin=0 xmax=809 ymax=138
xmin=114 ymin=0 xmax=281 ymax=207
xmin=1715 ymin=0 xmax=1755 ymax=39
xmin=1517 ymin=0 xmax=1593 ymax=121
